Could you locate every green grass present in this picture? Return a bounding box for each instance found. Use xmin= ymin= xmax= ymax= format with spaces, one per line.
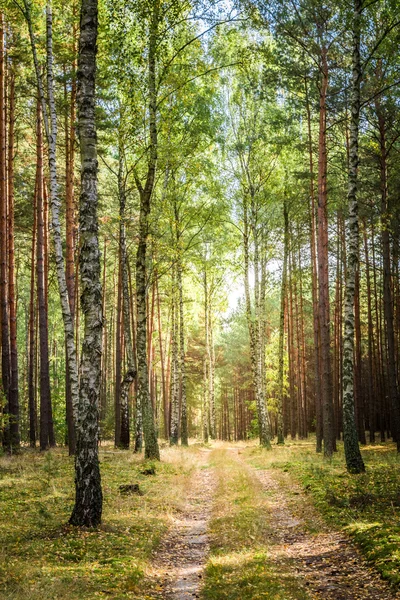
xmin=245 ymin=438 xmax=400 ymax=587
xmin=201 ymin=449 xmax=310 ymax=600
xmin=0 ymin=444 xmax=200 ymax=600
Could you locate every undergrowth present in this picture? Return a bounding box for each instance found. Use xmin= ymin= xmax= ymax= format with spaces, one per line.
xmin=201 ymin=449 xmax=310 ymax=600
xmin=246 ymin=439 xmax=400 ymax=587
xmin=0 ymin=444 xmax=199 ymax=600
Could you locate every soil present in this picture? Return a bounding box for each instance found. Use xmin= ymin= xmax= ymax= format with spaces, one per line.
xmin=149 ymin=452 xmax=214 ymax=599
xmin=244 ymin=450 xmax=400 ymax=600
xmin=147 ymin=447 xmax=400 ymax=599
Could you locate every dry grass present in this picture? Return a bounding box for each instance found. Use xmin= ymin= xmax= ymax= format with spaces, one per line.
xmin=0 ymin=441 xmax=204 ymax=600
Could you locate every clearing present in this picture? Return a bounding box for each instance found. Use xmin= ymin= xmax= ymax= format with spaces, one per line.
xmin=1 ymin=441 xmax=399 ymax=599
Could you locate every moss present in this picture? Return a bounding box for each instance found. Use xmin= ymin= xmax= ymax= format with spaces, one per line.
xmin=0 ymin=445 xmax=199 ymax=599
xmin=246 ymin=439 xmax=400 ymax=588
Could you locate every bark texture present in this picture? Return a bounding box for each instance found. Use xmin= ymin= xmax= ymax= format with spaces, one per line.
xmin=317 ymin=44 xmax=335 ymax=457
xmin=0 ymin=17 xmax=11 ymax=450
xmin=118 ymin=155 xmax=135 ymax=449
xmin=277 ymin=198 xmax=288 ymax=445
xmin=342 ymin=0 xmax=365 ymax=474
xmin=69 ymin=0 xmax=103 ymax=527
xmin=134 ymin=1 xmax=160 ymax=460
xmin=24 ymin=0 xmax=80 ymax=445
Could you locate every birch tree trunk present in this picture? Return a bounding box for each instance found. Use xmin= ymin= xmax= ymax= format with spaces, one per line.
xmin=342 ymin=0 xmax=365 ymax=473
xmin=119 ymin=155 xmax=136 ymax=450
xmin=23 ymin=0 xmax=80 ymax=439
xmin=70 ymin=0 xmax=103 ymax=527
xmin=243 ymin=195 xmax=271 ymax=448
xmin=134 ymin=1 xmax=160 ymax=460
xmin=65 ymin=19 xmax=77 ymax=455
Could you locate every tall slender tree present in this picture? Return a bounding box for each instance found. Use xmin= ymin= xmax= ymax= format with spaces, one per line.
xmin=70 ymin=0 xmax=103 ymax=527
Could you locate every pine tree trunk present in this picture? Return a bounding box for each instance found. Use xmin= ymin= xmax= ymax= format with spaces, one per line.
xmin=342 ymin=0 xmax=365 ymax=473
xmin=100 ymin=238 xmax=108 ymax=423
xmin=24 ymin=0 xmax=80 ymax=447
xmin=363 ymin=221 xmax=376 ymax=443
xmin=170 ymin=264 xmax=179 ymax=445
xmin=7 ymin=65 xmax=19 ymax=450
xmin=375 ymin=99 xmax=400 ymax=449
xmin=44 ymin=179 xmax=56 ymax=448
xmin=69 ymin=0 xmax=103 ymax=527
xmin=0 ymin=17 xmax=11 ymax=451
xmin=35 ymin=104 xmax=52 ymax=451
xmin=354 ymin=265 xmax=366 ymax=443
xmin=178 ymin=255 xmax=188 ymax=446
xmin=156 ymin=276 xmax=168 ymax=440
xmin=115 ymin=244 xmax=123 ymax=447
xmin=277 ymin=198 xmax=288 ymax=444
xmin=28 ymin=181 xmax=37 ymax=447
xmin=317 ymin=45 xmax=335 ymax=457
xmin=205 ymin=269 xmax=216 ymax=440
xmin=202 ymin=356 xmax=209 ymax=442
xmin=305 ymin=76 xmax=322 ymax=451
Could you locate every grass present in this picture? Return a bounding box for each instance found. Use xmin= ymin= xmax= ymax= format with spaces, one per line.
xmin=2 ymin=438 xmax=399 ymax=599
xmin=201 ymin=448 xmax=311 ymax=600
xmin=245 ymin=438 xmax=400 ymax=587
xmin=0 ymin=443 xmax=202 ymax=600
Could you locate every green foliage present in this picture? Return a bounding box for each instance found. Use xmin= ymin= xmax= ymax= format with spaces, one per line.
xmin=0 ymin=446 xmax=198 ymax=599
xmin=202 ymin=449 xmax=310 ymax=600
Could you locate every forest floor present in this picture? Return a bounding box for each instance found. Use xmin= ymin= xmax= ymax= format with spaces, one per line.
xmin=0 ymin=439 xmax=399 ymax=599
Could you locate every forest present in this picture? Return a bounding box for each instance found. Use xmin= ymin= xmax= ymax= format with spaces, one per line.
xmin=1 ymin=0 xmax=400 ymax=598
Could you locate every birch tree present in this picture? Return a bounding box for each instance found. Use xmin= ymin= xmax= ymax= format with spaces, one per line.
xmin=70 ymin=0 xmax=103 ymax=527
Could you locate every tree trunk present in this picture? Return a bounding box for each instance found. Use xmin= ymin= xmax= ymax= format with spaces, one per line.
xmin=115 ymin=242 xmax=123 ymax=447
xmin=119 ymin=155 xmax=136 ymax=450
xmin=376 ymin=100 xmax=400 ymax=449
xmin=69 ymin=0 xmax=103 ymax=527
xmin=24 ymin=0 xmax=80 ymax=448
xmin=65 ymin=16 xmax=77 ymax=455
xmin=156 ymin=275 xmax=168 ymax=440
xmin=7 ymin=64 xmax=19 ymax=450
xmin=317 ymin=45 xmax=335 ymax=457
xmin=178 ymin=255 xmax=188 ymax=446
xmin=305 ymin=75 xmax=322 ymax=452
xmin=277 ymin=198 xmax=288 ymax=444
xmin=35 ymin=103 xmax=52 ymax=451
xmin=170 ymin=263 xmax=179 ymax=445
xmin=363 ymin=220 xmax=376 ymax=443
xmin=28 ymin=180 xmax=38 ymax=447
xmin=134 ymin=1 xmax=160 ymax=460
xmin=0 ymin=16 xmax=11 ymax=451
xmin=342 ymin=0 xmax=365 ymax=473
xmin=243 ymin=195 xmax=271 ymax=448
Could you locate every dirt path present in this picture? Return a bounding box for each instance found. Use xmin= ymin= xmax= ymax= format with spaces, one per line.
xmin=236 ymin=449 xmax=400 ymax=600
xmin=149 ymin=452 xmax=214 ymax=599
